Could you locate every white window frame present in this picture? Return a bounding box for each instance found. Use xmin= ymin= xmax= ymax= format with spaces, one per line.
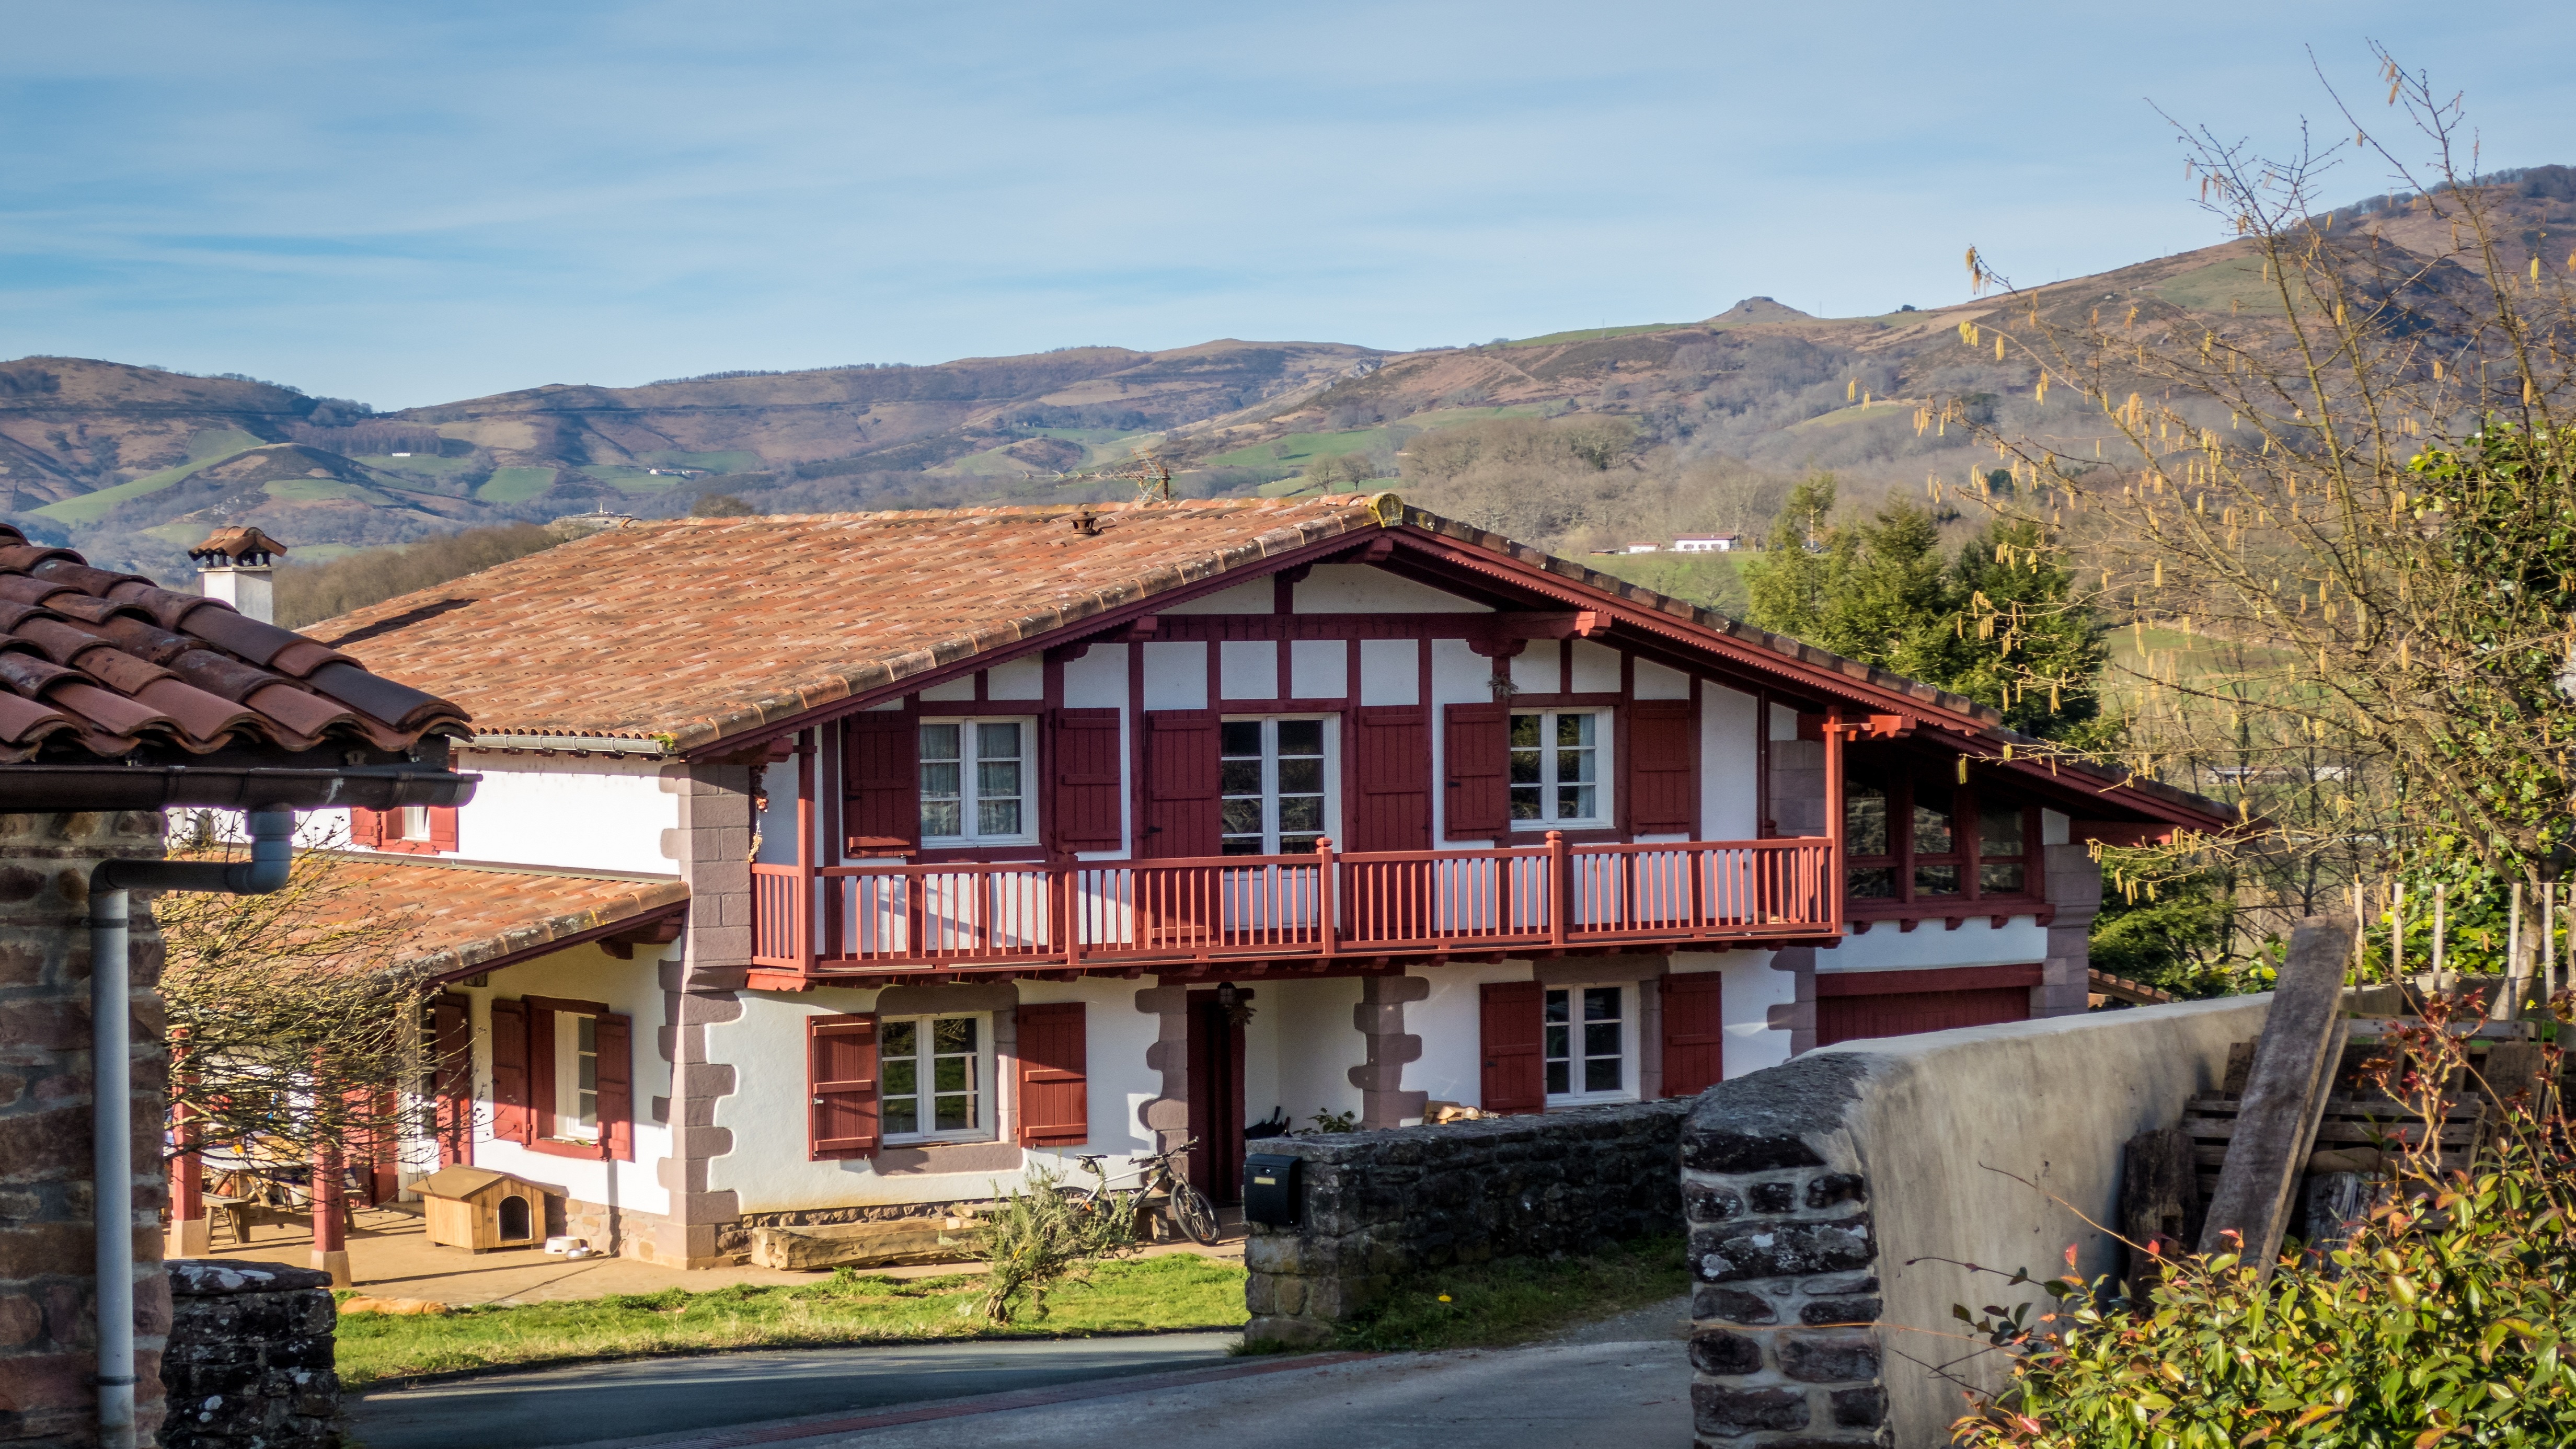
xmin=918 ymin=717 xmax=1037 ymax=848
xmin=1508 ymin=708 xmax=1613 ymax=831
xmin=553 ymin=1011 xmax=600 ymax=1143
xmin=393 ymin=804 xmax=434 ymax=842
xmin=879 ymin=1011 xmax=996 ymax=1145
xmin=1542 ymin=983 xmax=1639 ymax=1106
xmin=1218 ymin=715 xmax=1339 ymax=857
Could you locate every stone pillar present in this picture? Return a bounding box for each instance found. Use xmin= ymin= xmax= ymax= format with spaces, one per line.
xmin=2038 ymin=843 xmax=2103 ymax=1018
xmin=650 ymin=763 xmax=751 ymax=1267
xmin=0 ymin=808 xmax=174 ymax=1447
xmin=1683 ymin=1057 xmax=1884 ymax=1449
xmin=162 ymin=1260 xmax=339 ymax=1449
xmin=1348 ymin=974 xmax=1427 ymax=1129
xmin=1763 ymin=946 xmax=1820 ymax=1057
xmin=1135 ymin=983 xmax=1191 ymax=1152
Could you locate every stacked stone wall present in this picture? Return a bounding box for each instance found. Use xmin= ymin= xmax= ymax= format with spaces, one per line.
xmin=1243 ymin=1099 xmax=1686 ymax=1346
xmin=158 ymin=1261 xmax=337 ymax=1449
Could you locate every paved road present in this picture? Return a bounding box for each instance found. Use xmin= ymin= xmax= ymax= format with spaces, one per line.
xmin=347 ymin=1333 xmax=1242 ymax=1449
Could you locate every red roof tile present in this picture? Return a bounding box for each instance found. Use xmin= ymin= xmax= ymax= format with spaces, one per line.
xmin=0 ymin=525 xmax=469 ymax=763
xmin=298 ymin=854 xmax=688 ymax=980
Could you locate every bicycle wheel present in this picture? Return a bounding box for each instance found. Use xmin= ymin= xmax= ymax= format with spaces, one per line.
xmin=1171 ymin=1183 xmax=1221 ymax=1245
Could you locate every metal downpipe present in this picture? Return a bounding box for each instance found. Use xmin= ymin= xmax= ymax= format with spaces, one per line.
xmin=88 ymin=808 xmax=296 ymax=1449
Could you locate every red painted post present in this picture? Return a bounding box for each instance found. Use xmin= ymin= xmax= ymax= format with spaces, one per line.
xmin=310 ymin=1138 xmax=350 ymax=1286
xmin=1823 ymin=710 xmax=1847 ymax=930
xmin=1317 ymin=837 xmax=1339 ymax=957
xmin=796 ymin=731 xmax=819 ymax=973
xmin=1547 ymin=830 xmax=1570 ymax=948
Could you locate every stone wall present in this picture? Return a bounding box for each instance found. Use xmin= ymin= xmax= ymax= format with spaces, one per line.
xmin=0 ymin=809 xmax=171 ymax=1449
xmin=1682 ymin=995 xmax=2269 ymax=1448
xmin=157 ymin=1261 xmax=336 ymax=1449
xmin=1243 ymin=1099 xmax=1687 ymax=1347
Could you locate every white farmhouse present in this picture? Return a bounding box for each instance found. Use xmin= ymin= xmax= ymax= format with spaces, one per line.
xmin=303 ymin=494 xmax=2221 ymax=1267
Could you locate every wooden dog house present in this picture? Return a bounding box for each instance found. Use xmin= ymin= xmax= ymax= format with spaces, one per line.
xmin=415 ymin=1167 xmax=554 ymax=1252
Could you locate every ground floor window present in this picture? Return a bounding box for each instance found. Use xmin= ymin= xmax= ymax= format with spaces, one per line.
xmin=1544 ymin=984 xmax=1633 ymax=1102
xmin=882 ymin=1014 xmax=991 ymax=1142
xmin=554 ymin=1011 xmax=600 ymax=1143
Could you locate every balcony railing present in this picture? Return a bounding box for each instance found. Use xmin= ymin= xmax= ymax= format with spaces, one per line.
xmin=749 ymin=833 xmax=1836 ymax=978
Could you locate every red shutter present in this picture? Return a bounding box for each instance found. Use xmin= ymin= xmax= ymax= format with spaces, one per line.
xmin=489 ymin=999 xmax=532 ymax=1145
xmin=1142 ymin=711 xmax=1221 ymax=859
xmin=348 ymin=808 xmax=385 ymax=848
xmin=1050 ymin=709 xmax=1124 ymax=853
xmin=431 ymin=994 xmax=473 ymax=1166
xmin=810 ymin=1013 xmax=881 ymax=1160
xmin=1661 ymin=972 xmax=1726 ymax=1097
xmin=844 ymin=712 xmax=919 ymax=853
xmin=594 ymin=1012 xmax=633 ymax=1162
xmin=1816 ymin=987 xmax=2030 ymax=1048
xmin=1479 ymin=981 xmax=1544 ymax=1114
xmin=1347 ymin=706 xmax=1430 ymax=853
xmin=1626 ymin=699 xmax=1698 ymax=836
xmin=526 ymin=1004 xmax=558 ymax=1142
xmin=1443 ymin=703 xmax=1509 ymax=840
xmin=428 ymin=806 xmax=459 ymax=853
xmin=1015 ymin=1003 xmax=1090 ymax=1147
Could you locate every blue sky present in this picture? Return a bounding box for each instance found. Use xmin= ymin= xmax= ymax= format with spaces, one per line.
xmin=1 ymin=2 xmax=2567 ymax=409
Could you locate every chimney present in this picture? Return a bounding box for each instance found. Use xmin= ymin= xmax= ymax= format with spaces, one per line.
xmin=188 ymin=527 xmax=289 ymax=624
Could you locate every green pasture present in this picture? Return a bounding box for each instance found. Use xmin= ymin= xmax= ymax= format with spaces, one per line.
xmin=475 ymin=467 xmax=558 ymax=502
xmin=638 ymin=449 xmax=764 ymax=473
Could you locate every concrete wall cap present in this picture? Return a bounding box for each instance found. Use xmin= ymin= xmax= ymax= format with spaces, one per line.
xmin=168 ymin=1258 xmax=334 ymax=1295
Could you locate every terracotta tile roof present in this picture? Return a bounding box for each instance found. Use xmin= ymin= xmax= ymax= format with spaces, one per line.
xmin=314 ymin=495 xmax=1400 ymax=753
xmin=0 ymin=524 xmax=469 ymax=764
xmin=299 ymin=853 xmax=688 ymax=980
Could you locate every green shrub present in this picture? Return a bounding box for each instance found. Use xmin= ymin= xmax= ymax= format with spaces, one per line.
xmin=973 ymin=1168 xmax=1139 ymax=1325
xmin=1955 ymin=1000 xmax=2576 ymax=1448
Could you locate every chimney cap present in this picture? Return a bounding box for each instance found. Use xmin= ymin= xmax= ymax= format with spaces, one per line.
xmin=189 ymin=527 xmax=291 ymax=567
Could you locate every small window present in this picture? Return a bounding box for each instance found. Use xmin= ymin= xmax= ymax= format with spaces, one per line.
xmin=395 ymin=805 xmax=433 ymax=842
xmin=1543 ymin=985 xmax=1631 ymax=1102
xmin=1509 ymin=710 xmax=1607 ymax=828
xmin=555 ymin=1012 xmax=600 ymax=1142
xmin=1840 ymin=759 xmax=2038 ymax=908
xmin=1978 ymin=801 xmax=2029 ymax=893
xmin=881 ymin=1014 xmax=992 ymax=1142
xmin=919 ymin=719 xmax=1032 ymax=845
xmin=1219 ymin=717 xmax=1330 ymax=856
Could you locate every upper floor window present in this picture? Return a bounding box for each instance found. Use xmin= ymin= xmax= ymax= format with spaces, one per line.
xmin=394 ymin=806 xmax=434 ymax=842
xmin=1845 ymin=766 xmax=2036 ymax=907
xmin=1221 ymin=717 xmax=1329 ymax=856
xmin=920 ymin=719 xmax=1031 ymax=845
xmin=881 ymin=1013 xmax=990 ymax=1142
xmin=1510 ymin=710 xmax=1607 ymax=829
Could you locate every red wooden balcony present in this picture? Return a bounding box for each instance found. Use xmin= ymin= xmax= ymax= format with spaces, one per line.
xmin=747 ymin=834 xmax=1839 ymax=982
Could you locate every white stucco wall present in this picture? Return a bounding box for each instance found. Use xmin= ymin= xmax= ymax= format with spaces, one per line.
xmin=1258 ymin=976 xmax=1365 ymax=1126
xmin=706 ymin=976 xmax=1160 ymax=1213
xmin=1406 ymin=960 xmax=1534 ymax=1110
xmin=1292 ymin=565 xmax=1490 ymax=614
xmin=1822 ymin=916 xmax=2052 ymax=974
xmin=424 ymin=752 xmax=682 ymax=875
xmin=448 ymin=942 xmax=675 ymax=1217
xmin=1702 ymin=683 xmax=1759 ymax=840
xmin=1719 ymin=950 xmax=1796 ymax=1077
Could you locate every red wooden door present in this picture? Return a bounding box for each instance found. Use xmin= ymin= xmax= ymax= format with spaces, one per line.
xmin=1479 ymin=981 xmax=1544 ymax=1113
xmin=1186 ymin=991 xmax=1248 ymax=1201
xmin=1660 ymin=971 xmax=1725 ymax=1096
xmin=1142 ymin=711 xmax=1221 ymax=859
xmin=1815 ymin=986 xmax=2030 ymax=1047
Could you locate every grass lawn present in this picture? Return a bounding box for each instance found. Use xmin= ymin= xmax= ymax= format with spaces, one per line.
xmin=1321 ymin=1233 xmax=1687 ymax=1352
xmin=335 ymin=1254 xmax=1249 ymax=1387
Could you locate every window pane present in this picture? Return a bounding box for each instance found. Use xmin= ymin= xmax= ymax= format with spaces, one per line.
xmin=883 ymin=1056 xmax=918 ymax=1096
xmin=1510 ymin=787 xmax=1542 ymax=820
xmin=1220 ymin=758 xmax=1262 ymax=795
xmin=1221 ymin=798 xmax=1264 ymax=835
xmin=1279 ymin=796 xmax=1324 ymax=832
xmin=977 ymin=799 xmax=1021 ymax=836
xmin=1546 ymin=1061 xmax=1570 ymax=1095
xmin=933 ymin=1017 xmax=976 ymax=1053
xmin=1277 ymin=757 xmax=1323 ymax=794
xmin=1583 ymin=987 xmax=1620 ymax=1020
xmin=1278 ymin=718 xmax=1324 ymax=754
xmin=935 ymin=1095 xmax=973 ymax=1131
xmin=1510 ymin=714 xmax=1542 ymax=748
xmin=884 ymin=1095 xmax=918 ymax=1133
xmin=976 ymin=760 xmax=1020 ymax=799
xmin=933 ymin=1055 xmax=969 ymax=1093
xmin=1559 ymin=784 xmax=1595 ymax=820
xmin=578 ymin=1015 xmax=597 ymax=1051
xmin=1584 ymin=1055 xmax=1622 ymax=1092
xmin=1583 ymin=1020 xmax=1619 ymax=1057
xmin=1979 ymin=802 xmax=2025 ymax=859
xmin=1913 ymin=789 xmax=1954 ymax=855
xmin=1847 ymin=866 xmax=1897 ymax=899
xmin=920 ymin=800 xmax=962 ymax=837
xmin=976 ymin=722 xmax=1020 ymax=762
xmin=1221 ymin=721 xmax=1263 ymax=755
xmin=1914 ymin=864 xmax=1961 ymax=895
xmin=1980 ymin=862 xmax=2028 ymax=894
xmin=1557 ymin=713 xmax=1594 ymax=748
xmin=919 ymin=723 xmax=960 ymax=761
xmin=1845 ymin=784 xmax=1889 ymax=856
xmin=1222 ymin=840 xmax=1263 ymax=857
xmin=921 ymin=761 xmax=961 ymax=797
xmin=1543 ymin=990 xmax=1569 ymax=1024
xmin=1556 ymin=746 xmax=1594 ymax=784
xmin=882 ymin=1020 xmax=917 ymax=1057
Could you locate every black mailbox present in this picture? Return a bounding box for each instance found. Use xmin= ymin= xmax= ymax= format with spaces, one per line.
xmin=1243 ymin=1153 xmax=1302 ymax=1227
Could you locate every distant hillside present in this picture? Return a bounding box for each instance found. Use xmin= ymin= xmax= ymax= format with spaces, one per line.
xmin=7 ymin=174 xmax=2563 ymax=580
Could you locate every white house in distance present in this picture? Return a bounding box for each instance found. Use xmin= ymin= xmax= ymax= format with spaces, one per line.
xmin=285 ymin=494 xmax=2223 ymax=1268
xmin=1670 ymin=534 xmax=1740 ymax=554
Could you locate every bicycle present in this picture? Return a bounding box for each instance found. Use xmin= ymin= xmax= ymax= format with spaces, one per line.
xmin=1070 ymin=1138 xmax=1222 ymax=1246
